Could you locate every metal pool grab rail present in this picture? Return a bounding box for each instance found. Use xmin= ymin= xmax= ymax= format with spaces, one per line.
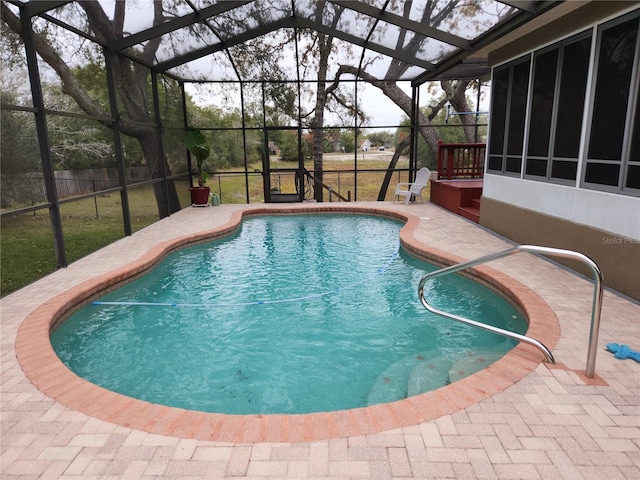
xmin=418 ymin=245 xmax=604 ymax=377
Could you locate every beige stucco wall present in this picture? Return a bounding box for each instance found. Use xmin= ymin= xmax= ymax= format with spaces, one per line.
xmin=480 ymin=197 xmax=640 ymax=300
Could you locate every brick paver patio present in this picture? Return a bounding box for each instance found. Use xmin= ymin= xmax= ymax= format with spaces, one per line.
xmin=2 ymin=202 xmax=638 ymax=479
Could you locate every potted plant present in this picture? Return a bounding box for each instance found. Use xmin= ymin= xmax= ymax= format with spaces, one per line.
xmin=184 ymin=126 xmax=211 ymax=206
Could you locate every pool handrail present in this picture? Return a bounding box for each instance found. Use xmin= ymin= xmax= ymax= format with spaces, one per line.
xmin=418 ymin=245 xmax=604 ymax=378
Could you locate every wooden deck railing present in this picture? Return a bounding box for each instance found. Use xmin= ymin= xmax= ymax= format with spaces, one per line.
xmin=437 ymin=141 xmax=486 ymax=180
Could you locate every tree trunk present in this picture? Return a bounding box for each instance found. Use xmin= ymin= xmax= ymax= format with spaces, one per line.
xmin=377 ymin=135 xmax=411 ymax=201
xmin=137 ymin=131 xmax=181 ymax=218
xmin=311 ymin=33 xmax=332 ymax=202
xmin=441 ymin=80 xmax=476 ymax=143
xmin=1 ymin=3 xmax=181 ymax=218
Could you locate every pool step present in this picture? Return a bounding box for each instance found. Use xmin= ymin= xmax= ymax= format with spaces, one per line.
xmin=407 ymin=355 xmax=453 ymax=397
xmin=367 ymin=353 xmax=453 ymax=406
xmin=448 ymin=350 xmax=504 ymax=383
xmin=367 ymin=350 xmax=505 ymax=405
xmin=367 ymin=354 xmax=428 ymax=406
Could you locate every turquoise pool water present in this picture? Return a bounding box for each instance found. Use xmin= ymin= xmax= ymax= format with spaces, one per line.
xmin=51 ymin=214 xmax=527 ymax=414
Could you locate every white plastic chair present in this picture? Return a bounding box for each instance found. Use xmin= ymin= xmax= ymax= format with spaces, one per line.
xmin=394 ymin=167 xmax=431 ymax=205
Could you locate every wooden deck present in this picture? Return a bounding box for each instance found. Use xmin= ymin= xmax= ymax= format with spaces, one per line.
xmin=430 ymin=179 xmax=483 ymax=223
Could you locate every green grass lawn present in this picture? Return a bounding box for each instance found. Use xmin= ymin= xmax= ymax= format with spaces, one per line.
xmin=1 ymin=158 xmax=414 ymax=297
xmin=213 ymin=157 xmax=413 ymax=202
xmin=1 ymin=188 xmax=160 ymax=297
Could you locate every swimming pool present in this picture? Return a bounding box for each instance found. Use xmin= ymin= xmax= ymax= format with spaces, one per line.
xmin=51 ymin=214 xmax=527 ymax=415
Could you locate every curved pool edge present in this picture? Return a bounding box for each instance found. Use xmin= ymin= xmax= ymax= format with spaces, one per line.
xmin=15 ymin=204 xmax=561 ymax=443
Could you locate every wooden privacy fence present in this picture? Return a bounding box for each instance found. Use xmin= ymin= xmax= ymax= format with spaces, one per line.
xmin=436 ymin=141 xmax=486 ymax=180
xmin=1 ymin=167 xmax=149 ymax=207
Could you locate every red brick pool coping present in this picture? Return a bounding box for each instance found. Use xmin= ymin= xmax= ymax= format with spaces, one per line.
xmin=15 ymin=205 xmax=561 ymax=443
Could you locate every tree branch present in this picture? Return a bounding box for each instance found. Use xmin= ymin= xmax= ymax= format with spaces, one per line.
xmin=329 ymin=64 xmax=441 ymax=152
xmin=78 ymin=0 xmax=112 ymax=44
xmin=441 ymin=79 xmax=476 ymax=142
xmin=140 ymin=0 xmax=164 ymax=64
xmin=428 ymin=96 xmax=449 ymax=122
xmin=1 ymin=3 xmax=108 ymax=121
xmin=113 ymin=0 xmax=125 ymax=38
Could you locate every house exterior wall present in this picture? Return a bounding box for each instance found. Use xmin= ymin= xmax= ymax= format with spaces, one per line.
xmin=481 ymin=196 xmax=639 ymax=299
xmin=481 ymin=2 xmax=640 ymax=299
xmin=483 ymin=175 xmax=640 ymax=240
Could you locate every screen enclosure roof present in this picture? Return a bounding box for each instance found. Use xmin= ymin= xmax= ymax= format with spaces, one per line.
xmin=13 ymin=0 xmax=561 ymax=84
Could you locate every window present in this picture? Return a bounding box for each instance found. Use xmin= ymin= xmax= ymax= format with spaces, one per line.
xmin=487 ymin=58 xmax=530 ymax=174
xmin=584 ymin=12 xmax=640 ymax=193
xmin=523 ymin=34 xmax=592 ymax=183
xmin=525 ymin=49 xmax=558 ymax=176
xmin=487 ymin=68 xmax=509 ymax=172
xmin=488 ymin=68 xmax=511 ymax=172
xmin=488 ymin=8 xmax=639 ymax=196
xmin=505 ymin=61 xmax=530 ymax=174
xmin=553 ymin=37 xmax=591 ymax=164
